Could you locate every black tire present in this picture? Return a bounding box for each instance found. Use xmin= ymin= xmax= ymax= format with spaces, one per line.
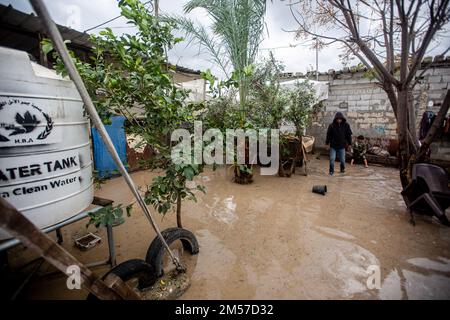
xmin=145 ymin=227 xmax=199 ymax=277
xmin=86 ymin=259 xmax=157 ymax=300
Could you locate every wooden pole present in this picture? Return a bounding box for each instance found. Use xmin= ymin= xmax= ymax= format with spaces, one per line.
xmin=0 ymin=198 xmax=141 ymax=300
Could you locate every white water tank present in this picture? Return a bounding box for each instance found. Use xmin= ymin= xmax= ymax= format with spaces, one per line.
xmin=0 ymin=47 xmax=94 ymax=240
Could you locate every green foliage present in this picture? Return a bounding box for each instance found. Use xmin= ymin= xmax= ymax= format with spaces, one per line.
xmin=42 ymin=0 xmax=205 ymax=224
xmin=173 ymin=0 xmax=268 ymax=108
xmin=200 ymin=56 xmax=318 ymax=138
xmin=87 ymin=203 xmax=133 ymax=228
xmin=199 ymin=69 xmax=246 ymax=130
xmin=200 ymin=68 xmax=239 ymax=99
xmin=144 ymin=163 xmax=205 ymax=215
xmin=247 ymin=54 xmax=290 ymax=129
xmin=200 ymin=56 xmax=318 ymax=178
xmin=284 ymin=81 xmax=317 ymax=137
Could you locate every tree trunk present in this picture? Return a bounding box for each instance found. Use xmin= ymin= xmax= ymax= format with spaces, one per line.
xmin=396 ymin=88 xmax=411 ymax=188
xmin=395 ymin=88 xmax=450 ymax=188
xmin=407 ymin=88 xmax=420 ymax=152
xmin=384 ymin=85 xmax=449 ymax=191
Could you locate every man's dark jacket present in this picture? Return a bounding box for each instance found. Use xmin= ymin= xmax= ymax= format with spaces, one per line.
xmin=325 ymin=112 xmax=352 ymax=150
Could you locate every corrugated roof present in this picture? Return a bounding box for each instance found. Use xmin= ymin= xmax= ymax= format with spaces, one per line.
xmin=0 ymin=4 xmax=92 ymax=50
xmin=174 ymin=65 xmax=201 ymax=75
xmin=0 ymin=4 xmax=202 ymax=75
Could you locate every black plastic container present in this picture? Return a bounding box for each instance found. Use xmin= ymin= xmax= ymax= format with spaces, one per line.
xmin=312 ymin=185 xmax=327 ymax=195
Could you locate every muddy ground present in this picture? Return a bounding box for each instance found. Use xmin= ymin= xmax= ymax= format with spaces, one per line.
xmin=7 ymin=158 xmax=450 ymax=299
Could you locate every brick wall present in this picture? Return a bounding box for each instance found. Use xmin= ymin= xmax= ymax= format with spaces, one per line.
xmin=289 ymin=59 xmax=450 ymax=148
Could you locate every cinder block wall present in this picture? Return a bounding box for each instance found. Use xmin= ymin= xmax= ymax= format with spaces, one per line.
xmin=285 ymin=59 xmax=450 ymax=149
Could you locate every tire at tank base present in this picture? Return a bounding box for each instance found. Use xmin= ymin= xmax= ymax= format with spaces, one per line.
xmin=145 ymin=227 xmax=199 ymax=277
xmin=86 ymin=259 xmax=157 ymax=300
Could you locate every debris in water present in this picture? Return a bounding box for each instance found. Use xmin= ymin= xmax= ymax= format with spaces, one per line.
xmin=142 ymin=270 xmax=190 ymax=300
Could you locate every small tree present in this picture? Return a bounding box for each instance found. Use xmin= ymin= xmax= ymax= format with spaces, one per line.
xmin=173 ymin=0 xmax=269 ymax=111
xmin=45 ymin=0 xmax=204 ymax=227
xmin=285 ymin=81 xmax=317 ymax=138
xmin=289 ymin=0 xmax=450 ymax=187
xmin=247 ymin=53 xmax=290 ymax=129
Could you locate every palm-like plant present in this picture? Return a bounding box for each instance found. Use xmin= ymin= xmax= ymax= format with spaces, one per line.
xmin=174 ymin=0 xmax=268 ymax=109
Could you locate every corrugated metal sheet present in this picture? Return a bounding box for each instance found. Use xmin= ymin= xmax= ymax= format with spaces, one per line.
xmin=0 ymin=4 xmax=92 ymax=49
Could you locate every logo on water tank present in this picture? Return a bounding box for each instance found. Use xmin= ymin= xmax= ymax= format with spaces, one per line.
xmin=0 ymin=99 xmax=54 ymax=146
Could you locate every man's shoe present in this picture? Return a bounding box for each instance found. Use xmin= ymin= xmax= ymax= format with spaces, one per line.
xmin=340 ymin=169 xmax=345 ymax=173
xmin=329 ymin=172 xmax=334 ymax=176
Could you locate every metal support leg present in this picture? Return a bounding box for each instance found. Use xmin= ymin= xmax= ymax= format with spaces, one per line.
xmin=0 ymin=250 xmax=8 ymax=274
xmin=55 ymin=228 xmax=63 ymax=244
xmin=10 ymin=259 xmax=44 ymax=300
xmin=0 ymin=250 xmax=11 ymax=299
xmin=106 ymin=224 xmax=116 ymax=267
xmin=409 ymin=209 xmax=416 ymax=226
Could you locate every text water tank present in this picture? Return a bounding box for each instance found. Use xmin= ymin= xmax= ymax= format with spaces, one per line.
xmin=0 ymin=47 xmax=93 ymax=240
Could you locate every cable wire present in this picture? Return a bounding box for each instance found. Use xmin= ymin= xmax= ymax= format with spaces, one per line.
xmin=83 ymin=0 xmax=153 ymax=32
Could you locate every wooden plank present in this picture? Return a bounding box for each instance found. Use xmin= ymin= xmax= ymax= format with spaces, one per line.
xmin=0 ymin=198 xmax=140 ymax=300
xmin=92 ymin=196 xmax=114 ymax=207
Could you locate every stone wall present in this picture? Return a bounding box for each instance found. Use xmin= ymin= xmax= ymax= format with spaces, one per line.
xmin=282 ymin=58 xmax=450 ymax=148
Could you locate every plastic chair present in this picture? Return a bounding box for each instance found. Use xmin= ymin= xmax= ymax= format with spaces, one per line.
xmin=401 ymin=163 xmax=450 ymax=226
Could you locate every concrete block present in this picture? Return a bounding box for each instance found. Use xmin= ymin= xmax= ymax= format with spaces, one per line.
xmin=421 ymin=69 xmax=433 ymax=76
xmin=428 ymin=92 xmax=446 ymax=101
xmin=354 ymin=118 xmax=368 ymax=124
xmin=386 ymin=129 xmax=397 ymax=137
xmin=429 ymin=82 xmax=448 ymax=91
xmin=371 ymin=93 xmax=388 ymax=100
xmin=385 ymin=112 xmax=396 ymax=118
xmin=370 ymin=112 xmax=385 ymax=118
xmin=356 ymin=100 xmax=370 ymax=107
xmin=433 ymin=68 xmax=450 ymax=76
xmin=326 ymin=94 xmax=338 ymax=100
xmin=359 ymin=123 xmax=371 ymax=129
xmin=354 ymin=106 xmax=371 ymax=111
xmin=387 ymin=123 xmax=397 ymax=129
xmin=353 ymin=110 xmax=368 ymax=116
xmin=345 ymin=95 xmax=359 ymax=101
xmin=428 ymin=75 xmax=443 ymax=83
xmin=442 ymin=75 xmax=450 ymax=83
xmin=359 ymin=94 xmax=372 ymax=100
xmin=338 ymin=101 xmax=349 ymax=109
xmin=368 ymin=117 xmax=389 ymax=124
xmin=312 ymin=65 xmax=449 ymax=143
xmin=370 ymin=103 xmax=387 ymax=111
xmin=356 ymin=78 xmax=373 ymax=84
xmin=326 ymin=106 xmax=339 ymax=112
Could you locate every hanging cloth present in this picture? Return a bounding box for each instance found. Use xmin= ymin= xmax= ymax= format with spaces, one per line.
xmin=419 ymin=111 xmax=436 ymax=140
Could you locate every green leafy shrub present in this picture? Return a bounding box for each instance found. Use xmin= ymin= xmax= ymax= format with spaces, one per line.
xmin=43 ymin=0 xmax=204 ymax=227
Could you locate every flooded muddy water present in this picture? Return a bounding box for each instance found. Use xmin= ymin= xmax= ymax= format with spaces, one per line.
xmin=12 ymin=159 xmax=450 ymax=299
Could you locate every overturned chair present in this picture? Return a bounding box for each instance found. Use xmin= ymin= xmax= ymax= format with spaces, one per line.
xmin=402 ymin=163 xmax=450 ymax=226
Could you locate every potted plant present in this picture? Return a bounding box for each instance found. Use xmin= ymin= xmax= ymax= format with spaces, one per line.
xmin=282 ymin=81 xmax=317 ymax=176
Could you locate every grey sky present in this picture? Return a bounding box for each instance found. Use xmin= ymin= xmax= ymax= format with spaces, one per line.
xmin=2 ymin=0 xmax=449 ymax=79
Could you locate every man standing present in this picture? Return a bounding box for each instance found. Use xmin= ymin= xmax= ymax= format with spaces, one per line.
xmin=325 ymin=112 xmax=352 ymax=175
